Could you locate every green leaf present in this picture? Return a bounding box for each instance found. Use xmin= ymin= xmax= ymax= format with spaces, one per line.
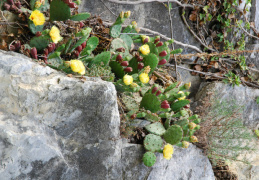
xmin=256 ymin=97 xmax=259 ymax=104
xmin=80 ymin=36 xmax=99 ymax=57
xmin=30 ymin=36 xmax=49 ymax=51
xmin=70 ymin=13 xmax=91 ymax=21
xmin=50 ymin=0 xmax=70 ymax=21
xmin=28 ymin=20 xmax=44 ymax=34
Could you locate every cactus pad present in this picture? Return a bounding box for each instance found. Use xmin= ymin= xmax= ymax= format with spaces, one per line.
xmin=70 ymin=13 xmax=91 ymax=21
xmin=30 ymin=36 xmax=49 ymax=51
xmin=109 ymin=61 xmax=125 ymax=78
xmin=90 ymin=51 xmax=111 ymax=67
xmin=163 ymin=125 xmax=183 ymax=145
xmin=28 ymin=21 xmax=44 ymax=34
xmin=143 ymin=152 xmax=156 ymax=167
xmin=171 ymin=99 xmax=190 ymax=112
xmin=145 ymin=112 xmax=161 ymax=122
xmin=145 ymin=122 xmax=166 ymax=136
xmin=110 ymin=24 xmax=122 ymax=38
xmin=144 ymin=134 xmax=163 ymax=152
xmin=143 ymin=53 xmax=159 ymax=75
xmin=174 ymin=119 xmax=189 ymax=127
xmin=140 ymin=93 xmax=161 ymax=113
xmin=50 ymin=0 xmax=71 ymax=21
xmin=120 ymin=34 xmax=134 ymax=51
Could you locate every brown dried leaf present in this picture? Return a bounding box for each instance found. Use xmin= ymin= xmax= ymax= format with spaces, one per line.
xmin=194 ymin=64 xmax=203 ymax=71
xmin=189 ymin=11 xmax=197 ymax=21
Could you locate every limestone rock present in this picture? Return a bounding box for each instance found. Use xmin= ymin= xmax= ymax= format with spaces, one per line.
xmin=0 ymin=50 xmax=215 ymax=179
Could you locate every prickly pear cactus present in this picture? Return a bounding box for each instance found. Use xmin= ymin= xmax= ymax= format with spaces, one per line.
xmin=140 ymin=93 xmax=161 ymax=113
xmin=110 ymin=24 xmax=122 ymax=38
xmin=171 ymin=99 xmax=190 ymax=112
xmin=110 ymin=38 xmax=129 ymax=54
xmin=30 ymin=0 xmax=50 ymax=11
xmin=28 ymin=21 xmax=44 ymax=34
xmin=70 ymin=13 xmax=91 ymax=21
xmin=109 ymin=61 xmax=125 ymax=78
xmin=30 ymin=36 xmax=49 ymax=51
xmin=174 ymin=119 xmax=189 ymax=128
xmin=144 ymin=111 xmax=161 ymax=122
xmin=163 ymin=125 xmax=183 ymax=145
xmin=171 ymin=48 xmax=183 ymax=55
xmin=81 ymin=36 xmax=99 ymax=56
xmin=145 ymin=122 xmax=166 ymax=136
xmin=143 ymin=152 xmax=156 ymax=167
xmin=50 ymin=0 xmax=71 ymax=21
xmin=120 ymin=34 xmax=134 ymax=50
xmin=143 ymin=53 xmax=159 ymax=75
xmin=90 ymin=51 xmax=111 ymax=67
xmin=144 ymin=134 xmax=163 ymax=152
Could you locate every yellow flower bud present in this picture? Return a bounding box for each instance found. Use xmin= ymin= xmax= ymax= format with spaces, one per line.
xmin=124 ymin=11 xmax=131 ymax=18
xmin=29 ymin=10 xmax=45 ymax=26
xmin=130 ymin=82 xmax=138 ymax=88
xmin=139 ymin=73 xmax=149 ymax=84
xmin=182 ymin=141 xmax=190 ymax=148
xmin=123 ymin=75 xmax=133 ymax=85
xmin=188 ymin=122 xmax=197 ymax=130
xmin=131 ymin=21 xmax=137 ymax=27
xmin=184 ymin=82 xmax=191 ymax=89
xmin=35 ymin=1 xmax=42 ymax=8
xmin=120 ymin=11 xmax=124 ymax=18
xmin=190 ymin=136 xmax=198 ymax=143
xmin=70 ymin=60 xmax=86 ymax=75
xmin=177 ymin=91 xmax=186 ymax=100
xmin=49 ymin=26 xmax=62 ymax=44
xmin=163 ymin=144 xmax=174 ymax=160
xmin=139 ymin=44 xmax=150 ymax=55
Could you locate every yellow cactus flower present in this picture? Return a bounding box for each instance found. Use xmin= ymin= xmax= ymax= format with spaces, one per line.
xmin=139 ymin=73 xmax=149 ymax=84
xmin=139 ymin=44 xmax=150 ymax=55
xmin=177 ymin=91 xmax=186 ymax=100
xmin=29 ymin=10 xmax=45 ymax=26
xmin=70 ymin=60 xmax=85 ymax=75
xmin=123 ymin=75 xmax=133 ymax=85
xmin=163 ymin=144 xmax=174 ymax=160
xmin=124 ymin=11 xmax=131 ymax=18
xmin=35 ymin=1 xmax=42 ymax=8
xmin=49 ymin=26 xmax=62 ymax=44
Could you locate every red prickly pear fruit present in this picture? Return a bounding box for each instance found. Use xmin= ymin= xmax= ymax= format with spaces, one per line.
xmin=43 ymin=48 xmax=48 ymax=56
xmin=130 ymin=114 xmax=137 ymax=119
xmin=121 ymin=61 xmax=129 ymax=66
xmin=116 ymin=54 xmax=123 ymax=61
xmin=4 ymin=3 xmax=10 ymax=10
xmin=15 ymin=1 xmax=21 ymax=8
xmin=138 ymin=62 xmax=144 ymax=69
xmin=159 ymin=50 xmax=167 ymax=57
xmin=143 ymin=38 xmax=149 ymax=44
xmin=81 ymin=41 xmax=86 ymax=49
xmin=161 ymin=101 xmax=170 ymax=109
xmin=152 ymin=86 xmax=158 ymax=94
xmin=9 ymin=44 xmax=15 ymax=51
xmin=137 ymin=56 xmax=143 ymax=62
xmin=79 ymin=22 xmax=84 ymax=28
xmin=154 ymin=37 xmax=160 ymax=44
xmin=7 ymin=0 xmax=14 ymax=5
xmin=124 ymin=67 xmax=133 ymax=72
xmin=158 ymin=59 xmax=167 ymax=65
xmin=76 ymin=45 xmax=83 ymax=53
xmin=30 ymin=47 xmax=38 ymax=60
xmin=47 ymin=44 xmax=53 ymax=53
xmin=10 ymin=5 xmax=17 ymax=11
xmin=35 ymin=31 xmax=42 ymax=37
xmin=116 ymin=47 xmax=125 ymax=52
xmin=156 ymin=90 xmax=162 ymax=96
xmin=68 ymin=2 xmax=77 ymax=8
xmin=184 ymin=104 xmax=190 ymax=109
xmin=74 ymin=50 xmax=80 ymax=57
xmin=14 ymin=41 xmax=21 ymax=51
xmin=156 ymin=42 xmax=163 ymax=47
xmin=51 ymin=43 xmax=56 ymax=50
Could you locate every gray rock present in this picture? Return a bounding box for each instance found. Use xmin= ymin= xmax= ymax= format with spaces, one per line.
xmin=193 ymin=82 xmax=259 ymax=180
xmin=121 ymin=143 xmax=215 ymax=180
xmin=194 ymin=82 xmax=259 ymax=128
xmin=0 ymin=50 xmax=215 ymax=179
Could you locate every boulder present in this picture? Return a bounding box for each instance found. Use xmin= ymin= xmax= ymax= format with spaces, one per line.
xmin=193 ymin=82 xmax=259 ymax=180
xmin=0 ymin=50 xmax=215 ymax=179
